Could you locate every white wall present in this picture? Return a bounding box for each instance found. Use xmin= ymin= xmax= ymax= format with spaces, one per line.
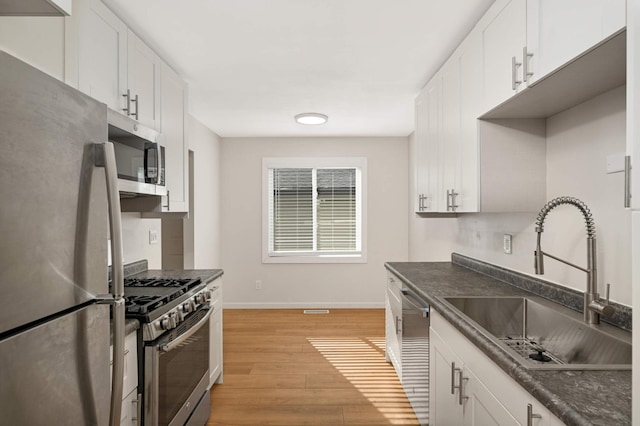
xmin=445 ymin=86 xmax=630 ymax=306
xmin=121 ymin=213 xmax=162 ymax=269
xmin=220 ymin=137 xmax=409 ymax=308
xmin=0 ymin=17 xmax=65 ymax=80
xmin=184 ymin=115 xmax=222 ymax=269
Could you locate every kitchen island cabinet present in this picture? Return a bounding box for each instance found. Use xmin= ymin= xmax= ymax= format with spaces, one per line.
xmin=385 ymin=255 xmax=632 ymax=425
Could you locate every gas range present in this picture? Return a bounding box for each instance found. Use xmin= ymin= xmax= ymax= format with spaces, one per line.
xmin=121 ymin=277 xmax=214 ymax=341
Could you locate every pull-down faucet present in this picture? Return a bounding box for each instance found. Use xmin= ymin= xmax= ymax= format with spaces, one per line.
xmin=534 ymin=196 xmax=614 ymax=324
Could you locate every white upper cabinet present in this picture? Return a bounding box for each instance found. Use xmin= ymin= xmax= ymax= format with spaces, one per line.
xmin=127 ymin=30 xmax=161 ymax=130
xmin=482 ymin=0 xmax=527 ymax=110
xmin=525 ymin=0 xmax=626 ymax=86
xmin=440 ymin=59 xmax=461 ymax=212
xmin=159 ymin=61 xmax=189 ymax=213
xmin=415 ymin=76 xmax=443 ymax=213
xmin=73 ymin=0 xmax=161 ymax=130
xmin=76 ymin=0 xmax=127 ymax=113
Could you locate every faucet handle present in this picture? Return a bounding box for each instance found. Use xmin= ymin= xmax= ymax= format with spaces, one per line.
xmin=605 ymin=283 xmax=611 ymax=305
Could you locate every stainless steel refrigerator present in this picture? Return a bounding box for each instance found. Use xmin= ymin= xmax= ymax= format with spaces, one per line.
xmin=0 ymin=51 xmax=126 ymax=425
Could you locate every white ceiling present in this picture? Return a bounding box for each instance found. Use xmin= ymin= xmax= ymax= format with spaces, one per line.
xmin=102 ymin=0 xmax=495 ymax=138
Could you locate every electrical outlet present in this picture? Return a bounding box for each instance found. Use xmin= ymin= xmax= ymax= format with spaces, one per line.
xmin=149 ymin=230 xmax=158 ymax=245
xmin=255 ymin=280 xmax=262 ymax=290
xmin=503 ymin=234 xmax=512 ymax=254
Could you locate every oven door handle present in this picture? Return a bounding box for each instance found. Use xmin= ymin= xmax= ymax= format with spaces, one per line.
xmin=160 ymin=306 xmax=214 ymax=353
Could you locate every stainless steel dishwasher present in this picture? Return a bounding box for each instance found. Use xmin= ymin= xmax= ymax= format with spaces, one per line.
xmin=401 ymin=287 xmax=430 ymax=426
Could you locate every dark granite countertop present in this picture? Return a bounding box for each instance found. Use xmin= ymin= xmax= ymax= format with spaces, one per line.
xmin=110 ymin=319 xmax=140 ymax=345
xmin=385 ymin=258 xmax=631 ymax=426
xmin=130 ymin=268 xmax=223 ymax=283
xmin=120 ymin=259 xmax=224 ymax=284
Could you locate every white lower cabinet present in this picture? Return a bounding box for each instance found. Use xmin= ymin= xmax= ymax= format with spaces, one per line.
xmin=430 ymin=310 xmax=564 ymax=426
xmin=384 ymin=272 xmax=402 ymax=376
xmin=207 ymin=277 xmax=223 ymax=387
xmin=121 ymin=388 xmax=140 ymax=426
xmin=111 ymin=330 xmax=139 ymax=426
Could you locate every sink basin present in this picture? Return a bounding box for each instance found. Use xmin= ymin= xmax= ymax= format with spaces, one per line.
xmin=442 ymin=296 xmax=631 ymax=370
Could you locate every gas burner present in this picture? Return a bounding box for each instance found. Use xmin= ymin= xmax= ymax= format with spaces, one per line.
xmin=124 ymin=277 xmax=200 ymax=288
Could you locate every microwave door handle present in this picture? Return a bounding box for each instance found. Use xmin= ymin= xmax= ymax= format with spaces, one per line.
xmin=95 ymin=142 xmax=125 ymax=426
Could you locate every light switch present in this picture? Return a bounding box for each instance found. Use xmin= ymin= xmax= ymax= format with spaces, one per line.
xmin=503 ymin=234 xmax=512 ymax=254
xmin=149 ymin=230 xmax=158 ymax=245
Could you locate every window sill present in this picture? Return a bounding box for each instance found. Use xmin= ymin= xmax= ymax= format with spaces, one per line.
xmin=262 ymin=253 xmax=367 ymax=264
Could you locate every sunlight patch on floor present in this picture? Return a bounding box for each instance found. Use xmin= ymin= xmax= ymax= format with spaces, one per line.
xmin=308 ymin=337 xmax=420 ymax=425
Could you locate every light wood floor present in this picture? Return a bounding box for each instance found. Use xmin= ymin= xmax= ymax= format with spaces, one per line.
xmin=208 ymin=309 xmax=420 ymax=426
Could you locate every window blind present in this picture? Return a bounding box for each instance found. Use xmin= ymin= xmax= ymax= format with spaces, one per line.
xmin=316 ymin=168 xmax=356 ymax=251
xmin=270 ymin=168 xmax=313 ymax=251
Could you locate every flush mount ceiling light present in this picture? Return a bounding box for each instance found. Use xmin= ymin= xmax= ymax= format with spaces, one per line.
xmin=295 ymin=112 xmax=328 ymax=125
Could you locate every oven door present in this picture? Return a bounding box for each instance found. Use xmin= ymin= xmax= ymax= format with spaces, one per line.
xmin=144 ymin=306 xmax=212 ymax=426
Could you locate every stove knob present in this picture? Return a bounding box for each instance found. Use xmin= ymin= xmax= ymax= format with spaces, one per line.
xmin=174 ymin=310 xmax=185 ymax=323
xmin=168 ymin=312 xmax=178 ymax=328
xmin=182 ymin=300 xmax=195 ymax=314
xmin=195 ymin=292 xmax=207 ymax=305
xmin=160 ymin=315 xmax=172 ymax=330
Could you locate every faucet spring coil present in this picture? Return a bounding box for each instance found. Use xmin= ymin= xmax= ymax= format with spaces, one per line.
xmin=535 ymin=196 xmax=596 ymax=238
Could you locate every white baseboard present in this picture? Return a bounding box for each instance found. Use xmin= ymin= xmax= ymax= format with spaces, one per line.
xmin=222 ymin=302 xmax=384 ymax=309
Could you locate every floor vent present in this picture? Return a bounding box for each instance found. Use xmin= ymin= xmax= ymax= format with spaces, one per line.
xmin=303 ymin=309 xmax=330 ymax=314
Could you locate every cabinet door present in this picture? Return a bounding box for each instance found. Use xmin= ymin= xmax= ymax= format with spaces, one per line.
xmin=429 ymin=328 xmax=464 ymax=425
xmin=482 ymin=0 xmax=527 ymax=109
xmin=385 ymin=275 xmax=402 ymax=377
xmin=457 ymin=33 xmax=482 ymax=212
xmin=424 ymin=78 xmax=442 ymax=212
xmin=525 ymin=0 xmax=625 ymax=85
xmin=414 ymin=88 xmax=429 ymax=212
xmin=463 ymin=368 xmax=519 ymax=426
xmin=120 ymin=388 xmax=139 ymax=426
xmin=208 ymin=279 xmax=223 ymax=387
xmin=77 ymin=0 xmax=127 ymax=112
xmin=159 ymin=62 xmax=189 ymax=212
xmin=440 ymin=59 xmax=461 ymax=212
xmin=127 ymin=30 xmax=161 ymax=130
xmin=209 ymin=306 xmax=223 ymax=386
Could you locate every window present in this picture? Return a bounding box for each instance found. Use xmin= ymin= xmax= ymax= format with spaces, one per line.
xmin=262 ymin=157 xmax=367 ymax=263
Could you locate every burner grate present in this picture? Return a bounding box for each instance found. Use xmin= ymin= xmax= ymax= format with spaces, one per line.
xmin=499 ymin=337 xmax=564 ymax=365
xmin=119 ymin=277 xmax=202 ymax=316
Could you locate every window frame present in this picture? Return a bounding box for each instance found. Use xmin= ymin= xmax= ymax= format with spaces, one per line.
xmin=262 ymin=157 xmax=367 ymax=264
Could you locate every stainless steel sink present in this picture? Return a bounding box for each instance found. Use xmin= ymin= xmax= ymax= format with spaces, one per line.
xmin=442 ymin=296 xmax=631 ymax=370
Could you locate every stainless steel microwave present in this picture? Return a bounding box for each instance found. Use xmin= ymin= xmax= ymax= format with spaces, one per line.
xmin=107 ymin=109 xmax=166 ymax=197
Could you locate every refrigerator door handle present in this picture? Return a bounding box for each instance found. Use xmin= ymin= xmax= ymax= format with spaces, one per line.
xmin=95 ymin=142 xmax=125 ymax=426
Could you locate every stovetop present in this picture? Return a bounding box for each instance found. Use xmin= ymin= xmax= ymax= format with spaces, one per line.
xmin=116 ymin=277 xmax=204 ymax=319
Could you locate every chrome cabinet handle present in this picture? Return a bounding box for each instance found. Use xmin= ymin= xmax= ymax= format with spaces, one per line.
xmin=395 ymin=316 xmax=402 ymax=334
xmin=446 ymin=189 xmax=459 ymax=212
xmin=457 ymin=369 xmax=468 ymax=405
xmin=527 ymin=403 xmax=542 ymax=426
xmin=122 ymin=89 xmax=131 ymax=116
xmin=512 ymin=56 xmax=522 ymax=90
xmin=523 ymin=46 xmax=534 ymax=83
xmin=131 ymin=94 xmax=139 ymax=120
xmin=418 ymin=193 xmax=428 ymax=211
xmin=450 ymin=362 xmax=456 ymax=394
xmin=624 ymin=155 xmax=631 ymax=208
xmin=163 ymin=189 xmax=171 ymax=210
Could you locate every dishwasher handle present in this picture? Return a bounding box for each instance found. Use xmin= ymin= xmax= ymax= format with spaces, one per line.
xmin=401 ymin=288 xmax=430 ymax=318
